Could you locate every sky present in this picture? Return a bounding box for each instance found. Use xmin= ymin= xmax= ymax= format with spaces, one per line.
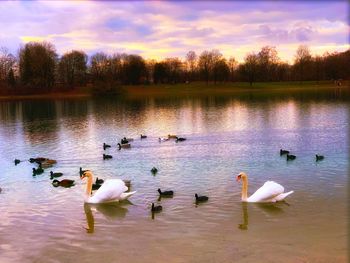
xmin=0 ymin=0 xmax=349 ymax=63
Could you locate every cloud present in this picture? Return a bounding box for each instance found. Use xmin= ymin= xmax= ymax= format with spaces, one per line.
xmin=0 ymin=0 xmax=348 ymax=62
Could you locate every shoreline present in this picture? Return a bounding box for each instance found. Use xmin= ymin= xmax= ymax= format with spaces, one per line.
xmin=0 ymin=81 xmax=347 ymax=100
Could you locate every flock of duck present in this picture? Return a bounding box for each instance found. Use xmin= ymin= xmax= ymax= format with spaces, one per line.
xmin=6 ymin=135 xmax=325 ymax=215
xmin=279 ymin=149 xmax=324 ymax=162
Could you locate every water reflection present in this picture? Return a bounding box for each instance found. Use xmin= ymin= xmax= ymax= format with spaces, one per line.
xmin=238 ymin=202 xmax=288 ymax=231
xmin=238 ymin=202 xmax=249 ymax=230
xmin=84 ymin=203 xmax=94 ymax=233
xmin=84 ymin=202 xmax=130 ymax=233
xmin=0 ymin=89 xmax=348 ymax=262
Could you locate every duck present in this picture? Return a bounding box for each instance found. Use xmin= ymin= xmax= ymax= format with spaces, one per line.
xmin=151 ymin=167 xmax=158 ymax=174
xmin=175 ymin=137 xmax=186 ymax=142
xmin=95 ymin=177 xmax=104 ymax=184
xmin=158 ymin=137 xmax=169 ymax=142
xmin=286 ymin=154 xmax=296 ymax=160
xmin=117 ymin=143 xmax=131 ymax=150
xmin=81 ymin=170 xmax=136 ymax=204
xmin=14 ymin=159 xmax=21 ymax=165
xmin=158 ymin=188 xmax=174 ymax=197
xmin=32 ymin=165 xmax=44 ymax=175
xmin=50 ymin=171 xmax=63 ymax=179
xmin=236 ymin=172 xmax=294 ymax=202
xmin=168 ymin=134 xmax=177 ymax=139
xmin=39 ymin=159 xmax=57 ymax=168
xmin=92 ymin=183 xmax=102 ymax=191
xmin=29 ymin=157 xmax=48 ymax=163
xmin=103 ymin=154 xmax=113 ymax=160
xmin=141 ymin=134 xmax=147 ymax=139
xmin=195 ymin=193 xmax=208 ymax=203
xmin=316 ymin=154 xmax=324 ymax=161
xmin=103 ymin=143 xmax=111 ymax=150
xmin=52 ymin=179 xmax=75 ymax=188
xmin=121 ymin=137 xmax=129 ymax=144
xmin=280 ymin=149 xmax=290 ymax=155
xmin=80 ymin=167 xmax=88 ymax=176
xmin=89 ymin=176 xmax=104 ymax=192
xmin=151 ymin=203 xmax=162 ymax=212
xmin=42 ymin=159 xmax=57 ymax=164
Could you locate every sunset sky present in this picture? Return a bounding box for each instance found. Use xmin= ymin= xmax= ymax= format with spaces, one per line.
xmin=0 ymin=0 xmax=348 ymax=62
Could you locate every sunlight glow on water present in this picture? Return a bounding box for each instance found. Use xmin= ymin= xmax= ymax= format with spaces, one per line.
xmin=0 ymin=91 xmax=348 ymax=263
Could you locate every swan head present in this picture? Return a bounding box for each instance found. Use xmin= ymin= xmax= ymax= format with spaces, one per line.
xmin=80 ymin=170 xmax=93 ymax=180
xmin=236 ymin=172 xmax=248 ymax=182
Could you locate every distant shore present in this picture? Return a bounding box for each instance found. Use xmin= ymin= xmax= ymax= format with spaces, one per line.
xmin=0 ymin=81 xmax=347 ymax=100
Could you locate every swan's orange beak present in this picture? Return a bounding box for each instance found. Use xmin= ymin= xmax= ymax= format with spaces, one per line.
xmin=236 ymin=174 xmax=242 ymax=182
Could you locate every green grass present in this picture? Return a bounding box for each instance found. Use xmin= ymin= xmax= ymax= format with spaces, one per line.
xmin=0 ymin=80 xmax=346 ymax=100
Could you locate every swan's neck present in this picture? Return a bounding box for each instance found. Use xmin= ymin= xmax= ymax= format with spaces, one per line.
xmin=241 ymin=176 xmax=248 ymax=201
xmin=85 ymin=175 xmax=93 ymax=198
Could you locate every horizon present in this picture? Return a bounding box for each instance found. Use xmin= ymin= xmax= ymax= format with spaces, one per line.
xmin=0 ymin=0 xmax=349 ymax=62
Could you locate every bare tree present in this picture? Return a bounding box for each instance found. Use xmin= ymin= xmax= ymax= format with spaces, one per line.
xmin=242 ymin=52 xmax=259 ymax=86
xmin=165 ymin=57 xmax=184 ymax=84
xmin=227 ymin=57 xmax=237 ymax=82
xmin=257 ymin=46 xmax=279 ymax=81
xmin=0 ymin=47 xmax=16 ymax=82
xmin=198 ymin=50 xmax=214 ymax=85
xmin=90 ymin=52 xmax=109 ymax=82
xmin=186 ymin=51 xmax=197 ymax=82
xmin=19 ymin=41 xmax=57 ymax=89
xmin=294 ymin=45 xmax=311 ymax=82
xmin=58 ymin=50 xmax=87 ymax=88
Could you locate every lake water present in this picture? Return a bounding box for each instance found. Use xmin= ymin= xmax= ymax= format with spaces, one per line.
xmin=0 ymin=88 xmax=348 ymax=263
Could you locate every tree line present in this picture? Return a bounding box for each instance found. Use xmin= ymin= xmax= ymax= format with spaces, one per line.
xmin=0 ymin=42 xmax=349 ymax=94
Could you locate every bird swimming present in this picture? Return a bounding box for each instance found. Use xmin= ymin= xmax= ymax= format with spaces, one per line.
xmin=286 ymin=154 xmax=296 ymax=160
xmin=316 ymin=154 xmax=324 ymax=161
xmin=121 ymin=137 xmax=129 ymax=144
xmin=80 ymin=170 xmax=136 ymax=204
xmin=29 ymin=157 xmax=48 ymax=163
xmin=236 ymin=172 xmax=294 ymax=202
xmin=103 ymin=154 xmax=113 ymax=160
xmin=158 ymin=137 xmax=169 ymax=142
xmin=95 ymin=177 xmax=104 ymax=184
xmin=175 ymin=137 xmax=186 ymax=142
xmin=158 ymin=188 xmax=174 ymax=197
xmin=50 ymin=171 xmax=63 ymax=179
xmin=195 ymin=193 xmax=208 ymax=203
xmin=103 ymin=143 xmax=111 ymax=150
xmin=280 ymin=149 xmax=290 ymax=155
xmin=117 ymin=143 xmax=131 ymax=150
xmin=52 ymin=179 xmax=75 ymax=188
xmin=32 ymin=164 xmax=44 ymax=175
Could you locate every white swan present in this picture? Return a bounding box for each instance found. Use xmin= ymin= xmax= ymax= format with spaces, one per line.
xmin=236 ymin=172 xmax=294 ymax=203
xmin=81 ymin=170 xmax=136 ymax=204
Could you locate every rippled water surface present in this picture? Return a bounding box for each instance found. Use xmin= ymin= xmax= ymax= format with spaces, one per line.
xmin=0 ymin=89 xmax=348 ymax=263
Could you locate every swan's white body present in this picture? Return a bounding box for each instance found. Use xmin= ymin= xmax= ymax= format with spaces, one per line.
xmin=237 ymin=172 xmax=293 ymax=203
xmin=82 ymin=171 xmax=136 ymax=204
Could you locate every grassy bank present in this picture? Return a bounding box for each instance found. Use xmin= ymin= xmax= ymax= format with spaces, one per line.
xmin=125 ymin=81 xmax=347 ymax=98
xmin=0 ymin=81 xmax=347 ymax=100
